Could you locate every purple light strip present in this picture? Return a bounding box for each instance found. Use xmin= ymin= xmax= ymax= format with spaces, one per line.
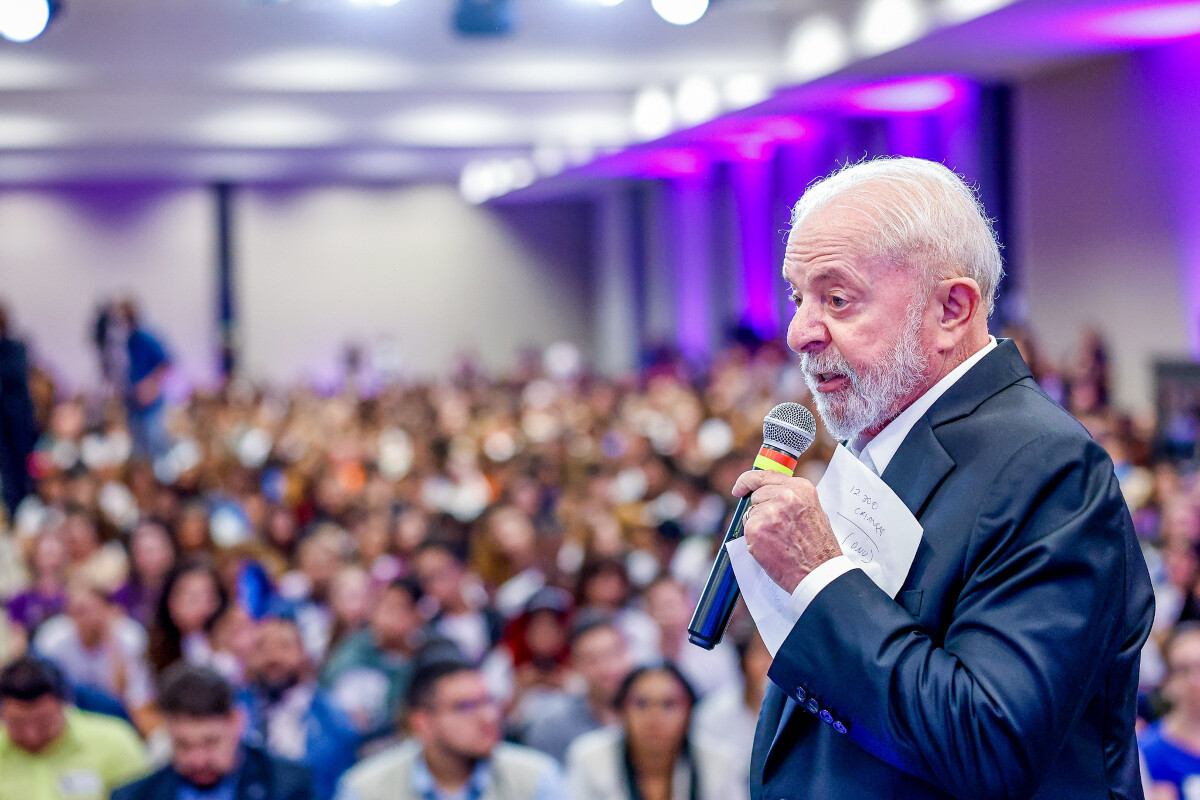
xmin=731 ymin=157 xmax=780 ymax=339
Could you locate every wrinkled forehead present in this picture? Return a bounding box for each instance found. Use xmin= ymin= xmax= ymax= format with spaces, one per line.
xmin=783 ymin=202 xmax=897 ymax=283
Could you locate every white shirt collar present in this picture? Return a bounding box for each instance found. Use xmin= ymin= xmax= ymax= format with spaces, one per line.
xmin=854 ymin=336 xmax=997 ymax=475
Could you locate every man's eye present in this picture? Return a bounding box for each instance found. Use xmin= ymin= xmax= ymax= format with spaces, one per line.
xmin=788 ymin=292 xmax=802 ymax=307
xmin=829 ymin=296 xmax=848 ymax=309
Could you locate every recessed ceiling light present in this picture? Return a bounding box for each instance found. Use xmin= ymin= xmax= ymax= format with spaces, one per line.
xmin=632 ymin=87 xmax=674 ymax=140
xmin=675 ymin=76 xmax=722 ymax=125
xmin=0 ymin=115 xmax=72 ymax=148
xmin=381 ymin=106 xmax=523 ymax=147
xmin=0 ymin=0 xmax=58 ymax=44
xmin=723 ymin=74 xmax=771 ymax=109
xmin=855 ymin=0 xmax=928 ymax=56
xmin=651 ymin=0 xmax=708 ymax=26
xmin=194 ymin=108 xmax=346 ymax=148
xmin=937 ymin=0 xmax=1013 ymax=24
xmin=224 ymin=49 xmax=414 ymax=92
xmin=538 ymin=111 xmax=630 ymax=147
xmin=786 ymin=14 xmax=850 ymax=80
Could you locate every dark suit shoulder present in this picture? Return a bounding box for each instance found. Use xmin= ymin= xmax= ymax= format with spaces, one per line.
xmin=240 ymin=745 xmax=314 ymax=800
xmin=938 ymin=376 xmax=1100 ymax=472
xmin=111 ymin=765 xmax=173 ymax=800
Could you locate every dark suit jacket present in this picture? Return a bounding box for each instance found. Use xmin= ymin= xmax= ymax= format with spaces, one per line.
xmin=750 ymin=340 xmax=1154 ymax=800
xmin=112 ymin=745 xmax=313 ymax=800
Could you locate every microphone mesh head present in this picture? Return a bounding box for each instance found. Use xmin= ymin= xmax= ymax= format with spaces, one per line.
xmin=763 ymin=403 xmax=817 ymax=457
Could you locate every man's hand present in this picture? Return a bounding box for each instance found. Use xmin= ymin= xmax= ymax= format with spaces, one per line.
xmin=733 ymin=470 xmax=842 ymax=593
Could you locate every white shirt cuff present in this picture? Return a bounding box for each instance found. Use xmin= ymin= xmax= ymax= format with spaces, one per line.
xmin=790 ymin=555 xmax=857 ymax=618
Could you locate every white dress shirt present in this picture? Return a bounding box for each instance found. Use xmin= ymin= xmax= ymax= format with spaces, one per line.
xmin=789 ymin=337 xmax=998 ymax=619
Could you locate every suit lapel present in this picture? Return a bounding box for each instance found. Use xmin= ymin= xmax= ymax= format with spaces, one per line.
xmin=880 ymin=339 xmax=1033 ymax=520
xmin=880 ymin=419 xmax=954 ymax=520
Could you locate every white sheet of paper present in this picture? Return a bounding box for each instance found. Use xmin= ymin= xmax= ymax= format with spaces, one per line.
xmin=725 ymin=444 xmax=924 ymax=656
xmin=726 ymin=536 xmax=797 ymax=656
xmin=817 ymin=444 xmax=924 ymax=598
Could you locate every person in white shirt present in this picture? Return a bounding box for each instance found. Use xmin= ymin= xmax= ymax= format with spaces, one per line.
xmin=566 ymin=661 xmax=740 ymax=800
xmin=33 ymin=578 xmax=154 ymax=731
xmin=691 ymin=627 xmax=770 ymax=800
xmin=641 ymin=575 xmax=738 ymax=699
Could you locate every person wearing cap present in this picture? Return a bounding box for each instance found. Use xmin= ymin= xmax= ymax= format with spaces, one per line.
xmin=0 ymin=655 xmax=147 ymax=800
xmin=334 ymin=644 xmax=563 ymax=800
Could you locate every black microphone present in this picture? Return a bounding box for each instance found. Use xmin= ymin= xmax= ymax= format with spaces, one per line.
xmin=688 ymin=402 xmax=817 ymax=650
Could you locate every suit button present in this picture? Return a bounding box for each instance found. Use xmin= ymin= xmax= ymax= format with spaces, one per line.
xmin=833 ymin=721 xmax=848 ymax=734
xmin=806 ymin=697 xmax=820 ymax=715
xmin=793 ymin=686 xmax=806 ymax=703
xmin=819 ymin=709 xmax=833 ymax=724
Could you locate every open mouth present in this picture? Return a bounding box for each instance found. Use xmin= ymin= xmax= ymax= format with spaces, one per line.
xmin=815 ymin=372 xmax=849 ymax=392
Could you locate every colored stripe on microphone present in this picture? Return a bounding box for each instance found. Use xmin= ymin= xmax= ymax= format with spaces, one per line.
xmin=753 ymin=446 xmax=798 ymax=476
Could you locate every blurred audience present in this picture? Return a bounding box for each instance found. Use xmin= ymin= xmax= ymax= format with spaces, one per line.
xmin=642 ymin=574 xmax=738 ymax=699
xmin=31 ymin=577 xmax=155 ymax=733
xmin=334 ymin=646 xmax=563 ymax=800
xmin=1142 ymin=624 xmax=1200 ymax=800
xmin=565 ymin=661 xmax=739 ymax=800
xmin=113 ymin=662 xmax=312 ymax=800
xmin=0 ymin=304 xmax=1197 ymax=799
xmin=413 ymin=541 xmax=503 ymax=665
xmin=519 ymin=609 xmax=632 ymax=763
xmin=0 ymin=655 xmax=146 ymax=800
xmin=239 ymin=615 xmax=360 ymax=800
xmin=320 ymin=576 xmax=425 ymax=738
xmin=692 ymin=627 xmax=772 ymax=800
xmin=148 ymin=557 xmax=234 ymax=679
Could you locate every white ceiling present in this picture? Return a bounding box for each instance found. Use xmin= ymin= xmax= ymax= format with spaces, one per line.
xmin=0 ymin=0 xmax=1163 ymax=184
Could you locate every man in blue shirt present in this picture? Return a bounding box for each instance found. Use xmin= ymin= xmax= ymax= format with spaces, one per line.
xmin=111 ymin=298 xmax=171 ymax=461
xmin=113 ymin=663 xmax=312 ymax=800
xmin=240 ymin=615 xmax=360 ymax=800
xmin=335 ymin=645 xmax=562 ymax=800
xmin=1141 ymin=623 xmax=1200 ymax=799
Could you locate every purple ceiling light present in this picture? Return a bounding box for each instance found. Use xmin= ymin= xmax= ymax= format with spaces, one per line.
xmin=845 ymin=76 xmax=964 ymax=113
xmin=1076 ymin=1 xmax=1200 ymax=43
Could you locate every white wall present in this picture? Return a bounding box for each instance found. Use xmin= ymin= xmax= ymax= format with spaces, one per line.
xmin=0 ymin=185 xmax=218 ymax=391
xmin=235 ymin=184 xmax=592 ymax=384
xmin=1014 ymin=54 xmax=1193 ymax=413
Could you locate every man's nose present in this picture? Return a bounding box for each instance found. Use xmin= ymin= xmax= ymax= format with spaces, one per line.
xmin=786 ymin=305 xmax=829 ymax=354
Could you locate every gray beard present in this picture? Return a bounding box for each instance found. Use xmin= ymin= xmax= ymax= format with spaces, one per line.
xmin=801 ymin=301 xmax=930 ymax=443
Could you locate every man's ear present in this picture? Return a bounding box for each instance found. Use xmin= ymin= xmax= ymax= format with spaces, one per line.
xmin=408 ymin=708 xmax=430 ymax=739
xmin=932 ymin=277 xmax=982 ymax=347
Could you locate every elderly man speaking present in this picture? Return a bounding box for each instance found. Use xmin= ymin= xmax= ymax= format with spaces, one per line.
xmin=736 ymin=157 xmax=1153 ymax=800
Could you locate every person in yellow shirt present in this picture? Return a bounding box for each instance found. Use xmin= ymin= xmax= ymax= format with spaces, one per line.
xmin=0 ymin=656 xmax=146 ymax=800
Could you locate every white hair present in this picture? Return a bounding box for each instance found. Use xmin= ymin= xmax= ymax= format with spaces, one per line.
xmin=790 ymin=157 xmax=1004 ymax=313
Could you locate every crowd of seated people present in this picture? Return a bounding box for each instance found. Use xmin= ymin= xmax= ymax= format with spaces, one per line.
xmin=0 ymin=307 xmax=1197 ymax=800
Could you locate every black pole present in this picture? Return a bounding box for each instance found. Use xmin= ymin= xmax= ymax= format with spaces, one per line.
xmin=215 ymin=183 xmax=237 ymax=379
xmin=977 ymin=84 xmax=1017 ymax=333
